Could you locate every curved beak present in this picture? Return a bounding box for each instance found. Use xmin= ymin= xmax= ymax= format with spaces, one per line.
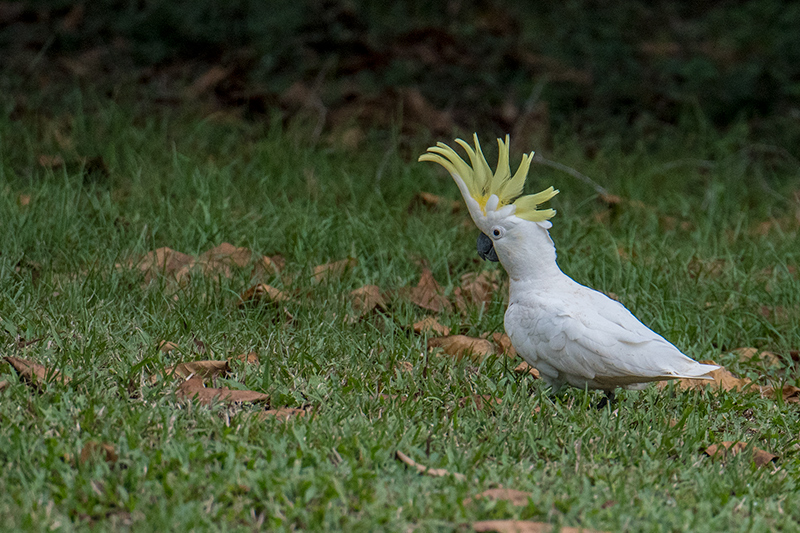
xmin=477 ymin=232 xmax=499 ymax=262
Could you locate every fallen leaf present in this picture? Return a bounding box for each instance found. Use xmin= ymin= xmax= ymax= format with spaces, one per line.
xmin=251 ymin=255 xmax=282 ymax=279
xmin=194 ymin=242 xmax=252 ymax=278
xmin=395 ymin=451 xmax=466 ymax=481
xmin=514 ymin=361 xmax=541 ymax=379
xmin=598 ymin=193 xmax=623 ymax=206
xmin=3 ymin=356 xmax=69 ymax=389
xmin=377 ymin=393 xmax=411 ymax=403
xmin=458 ymin=395 xmax=502 ymax=410
xmin=733 ymin=347 xmax=782 ymax=367
xmin=687 ymin=257 xmax=726 ymax=279
xmin=428 ymin=335 xmax=496 ymax=361
xmin=464 ymin=488 xmax=532 ymax=506
xmin=313 ymin=258 xmax=357 ymax=283
xmin=408 ymin=191 xmax=461 ymax=213
xmin=80 ymin=441 xmax=118 ymax=466
xmin=661 ymin=362 xmax=749 ymax=392
xmin=454 ymin=271 xmax=499 ymax=314
xmin=404 ymin=267 xmax=453 ymax=313
xmin=166 ymin=360 xmax=230 ymax=380
xmin=759 ymin=384 xmax=800 ymax=403
xmin=492 ymin=333 xmax=517 ymax=357
xmin=705 ymin=442 xmax=777 ymax=467
xmin=38 ymin=154 xmax=65 ymax=168
xmin=472 ymin=520 xmax=602 ymax=533
xmin=137 ymin=247 xmax=195 ymax=283
xmin=253 ymin=408 xmax=306 ymax=422
xmin=397 ymin=361 xmax=413 ymax=373
xmin=0 ymin=380 xmax=9 ymax=392
xmin=234 ymin=352 xmax=260 ymax=364
xmin=238 ymin=284 xmax=292 ymax=306
xmin=158 ymin=340 xmax=180 ymax=353
xmin=185 ymin=65 xmax=232 ymax=97
xmin=17 ymin=194 xmax=31 ymax=206
xmin=177 ymin=377 xmax=269 ymax=405
xmin=401 ymin=87 xmax=454 ymax=133
xmin=411 ymin=316 xmax=451 ymax=336
xmin=349 ymin=285 xmax=387 ymax=316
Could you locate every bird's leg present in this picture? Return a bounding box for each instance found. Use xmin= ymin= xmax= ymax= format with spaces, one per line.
xmin=596 ymin=390 xmax=616 ymax=410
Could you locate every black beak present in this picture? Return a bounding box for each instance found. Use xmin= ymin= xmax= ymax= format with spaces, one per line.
xmin=477 ymin=232 xmax=499 ymax=262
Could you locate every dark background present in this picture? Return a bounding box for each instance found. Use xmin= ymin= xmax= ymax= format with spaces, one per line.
xmin=3 ymin=0 xmax=799 ymax=153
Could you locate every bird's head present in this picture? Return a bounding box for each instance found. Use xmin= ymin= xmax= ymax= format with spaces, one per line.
xmin=419 ymin=134 xmax=558 ymax=266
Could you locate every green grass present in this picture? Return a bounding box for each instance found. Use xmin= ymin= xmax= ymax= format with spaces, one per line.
xmin=1 ymin=101 xmax=800 ymax=532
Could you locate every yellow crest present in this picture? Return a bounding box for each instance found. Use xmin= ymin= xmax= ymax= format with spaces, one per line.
xmin=418 ymin=134 xmax=558 ymax=222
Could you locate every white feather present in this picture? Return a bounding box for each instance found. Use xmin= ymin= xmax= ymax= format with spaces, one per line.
xmin=495 ymin=217 xmax=718 ymax=393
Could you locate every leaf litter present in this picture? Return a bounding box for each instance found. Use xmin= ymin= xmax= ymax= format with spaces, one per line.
xmin=463 ymin=488 xmax=532 ymax=506
xmin=704 ymin=441 xmax=777 ymax=467
xmin=3 ymin=356 xmax=70 ymax=390
xmin=401 ymin=266 xmax=453 ymax=313
xmin=177 ymin=377 xmax=270 ymax=406
xmin=395 ymin=450 xmax=466 ymax=481
xmin=472 ymin=520 xmax=606 ymax=533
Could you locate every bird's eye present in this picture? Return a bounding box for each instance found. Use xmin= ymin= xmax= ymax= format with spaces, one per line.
xmin=491 ymin=226 xmax=505 ymax=239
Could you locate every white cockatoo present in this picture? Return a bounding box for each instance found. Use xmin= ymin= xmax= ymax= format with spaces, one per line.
xmin=419 ymin=134 xmax=718 ymax=397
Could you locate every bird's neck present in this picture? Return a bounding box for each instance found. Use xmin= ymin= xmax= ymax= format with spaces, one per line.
xmin=498 ymin=222 xmax=564 ymax=284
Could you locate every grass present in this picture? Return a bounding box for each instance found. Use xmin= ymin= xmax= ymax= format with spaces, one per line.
xmin=1 ymin=99 xmax=800 ymax=532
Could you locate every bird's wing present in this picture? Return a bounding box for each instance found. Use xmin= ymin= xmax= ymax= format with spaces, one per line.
xmin=507 ymin=286 xmax=715 ymax=386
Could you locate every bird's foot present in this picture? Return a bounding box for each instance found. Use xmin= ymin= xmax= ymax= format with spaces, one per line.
xmin=595 ymin=390 xmax=616 ymax=410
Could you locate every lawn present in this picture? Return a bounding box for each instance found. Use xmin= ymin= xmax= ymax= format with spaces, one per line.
xmin=1 ymin=100 xmax=800 ymax=532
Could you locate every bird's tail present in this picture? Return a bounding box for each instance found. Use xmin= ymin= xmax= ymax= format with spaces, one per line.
xmin=671 ymin=362 xmax=720 ymax=380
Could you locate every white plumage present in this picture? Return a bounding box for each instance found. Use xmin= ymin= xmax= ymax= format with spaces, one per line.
xmin=420 ymin=135 xmax=718 ymax=394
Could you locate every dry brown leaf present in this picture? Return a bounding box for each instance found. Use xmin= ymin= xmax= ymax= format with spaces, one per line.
xmin=412 ymin=316 xmax=451 ymax=336
xmin=733 ymin=347 xmax=782 ymax=367
xmin=253 ymin=408 xmax=307 ymax=422
xmin=349 ymin=285 xmax=387 ymax=316
xmin=405 ymin=267 xmax=453 ymax=313
xmin=234 ymin=352 xmax=260 ymax=365
xmin=401 ymin=87 xmax=454 ymax=133
xmin=759 ymin=384 xmax=800 ymax=403
xmin=0 ymin=380 xmax=9 ymax=392
xmin=492 ymin=332 xmax=517 ymax=357
xmin=3 ymin=356 xmax=69 ymax=389
xmin=251 ymin=255 xmax=282 ymax=279
xmin=158 ymin=340 xmax=179 ymax=353
xmin=137 ymin=247 xmax=195 ymax=283
xmin=661 ymin=362 xmax=749 ymax=392
xmin=17 ymin=194 xmax=31 ymax=207
xmin=705 ymin=442 xmax=777 ymax=467
xmin=177 ymin=377 xmax=269 ymax=405
xmin=458 ymin=395 xmax=502 ymax=410
xmin=472 ymin=520 xmax=603 ymax=533
xmin=313 ymin=258 xmax=357 ymax=284
xmin=454 ymin=271 xmax=499 ymax=314
xmin=514 ymin=361 xmax=541 ymax=379
xmin=185 ymin=65 xmax=232 ymax=97
xmin=428 ymin=335 xmax=496 ymax=361
xmin=238 ymin=284 xmax=292 ymax=306
xmin=377 ymin=393 xmax=410 ymax=403
xmin=395 ymin=450 xmax=466 ymax=481
xmin=194 ymin=242 xmax=252 ymax=278
xmin=408 ymin=191 xmax=461 ymax=213
xmin=38 ymin=154 xmax=65 ymax=168
xmin=397 ymin=361 xmax=413 ymax=373
xmin=464 ymin=488 xmax=532 ymax=506
xmin=80 ymin=442 xmax=118 ymax=466
xmin=687 ymin=257 xmax=727 ymax=279
xmin=167 ymin=360 xmax=230 ymax=380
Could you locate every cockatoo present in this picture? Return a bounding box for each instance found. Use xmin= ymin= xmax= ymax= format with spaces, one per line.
xmin=419 ymin=134 xmax=718 ymax=398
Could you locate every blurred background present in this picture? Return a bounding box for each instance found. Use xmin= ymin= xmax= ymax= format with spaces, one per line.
xmin=2 ymin=0 xmax=799 ymax=154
